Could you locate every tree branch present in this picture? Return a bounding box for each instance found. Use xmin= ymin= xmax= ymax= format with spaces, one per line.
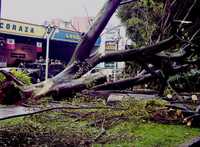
xmin=0 ymin=105 xmax=126 ymax=121
xmin=120 ymin=0 xmax=137 ymax=5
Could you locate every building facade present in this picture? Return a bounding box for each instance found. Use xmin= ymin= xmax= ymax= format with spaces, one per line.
xmin=96 ymin=25 xmax=126 ymax=81
xmin=0 ymin=18 xmax=101 ymax=66
xmin=44 ymin=17 xmax=94 ymax=32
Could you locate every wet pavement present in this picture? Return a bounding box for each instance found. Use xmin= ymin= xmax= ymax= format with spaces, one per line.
xmin=0 ymin=105 xmax=39 ymax=120
xmin=107 ymin=93 xmax=157 ymax=103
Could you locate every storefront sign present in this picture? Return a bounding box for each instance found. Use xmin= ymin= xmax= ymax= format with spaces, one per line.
xmin=52 ymin=29 xmax=81 ymax=43
xmin=0 ymin=19 xmax=46 ymax=38
xmin=6 ymin=38 xmax=15 ymax=50
xmin=52 ymin=29 xmax=101 ymax=46
xmin=36 ymin=42 xmax=43 ymax=52
xmin=105 ymin=41 xmax=116 ymax=51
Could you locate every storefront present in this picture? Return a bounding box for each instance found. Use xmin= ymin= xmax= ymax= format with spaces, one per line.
xmin=0 ymin=18 xmax=101 ymax=66
xmin=0 ymin=18 xmax=46 ymax=65
xmin=50 ymin=28 xmax=101 ymax=63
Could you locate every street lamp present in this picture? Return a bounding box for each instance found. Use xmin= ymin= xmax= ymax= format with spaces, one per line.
xmin=0 ymin=0 xmax=1 ymax=18
xmin=45 ymin=24 xmax=55 ymax=81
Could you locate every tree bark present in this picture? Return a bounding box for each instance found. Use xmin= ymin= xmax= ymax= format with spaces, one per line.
xmin=92 ymin=71 xmax=159 ymax=90
xmin=21 ymin=0 xmax=124 ymax=99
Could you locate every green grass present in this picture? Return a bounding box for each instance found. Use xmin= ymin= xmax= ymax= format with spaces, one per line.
xmin=0 ymin=99 xmax=200 ymax=146
xmin=94 ymin=122 xmax=200 ymax=147
xmin=1 ymin=112 xmax=199 ymax=147
xmin=0 ymin=117 xmax=24 ymax=127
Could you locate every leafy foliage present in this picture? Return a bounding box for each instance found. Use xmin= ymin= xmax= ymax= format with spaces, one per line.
xmin=0 ymin=69 xmax=31 ymax=85
xmin=0 ymin=73 xmax=6 ymax=83
xmin=169 ymin=69 xmax=200 ymax=92
xmin=118 ymin=0 xmax=164 ymax=77
xmin=118 ymin=0 xmax=164 ymax=46
xmin=0 ymin=69 xmax=31 ymax=104
xmin=10 ymin=69 xmax=31 ymax=85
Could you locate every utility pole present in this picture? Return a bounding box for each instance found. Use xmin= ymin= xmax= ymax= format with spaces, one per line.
xmin=0 ymin=0 xmax=2 ymax=18
xmin=45 ymin=25 xmax=55 ymax=81
xmin=113 ymin=28 xmax=120 ymax=81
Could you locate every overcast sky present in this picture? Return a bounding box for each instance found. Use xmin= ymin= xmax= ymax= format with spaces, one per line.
xmin=2 ymin=0 xmax=120 ymax=25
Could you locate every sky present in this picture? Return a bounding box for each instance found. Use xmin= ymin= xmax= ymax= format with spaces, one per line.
xmin=2 ymin=0 xmax=120 ymax=25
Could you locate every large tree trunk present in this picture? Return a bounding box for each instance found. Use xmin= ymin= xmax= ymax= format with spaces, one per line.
xmin=0 ymin=0 xmax=124 ymax=102
xmin=53 ymin=0 xmax=123 ymax=82
xmin=26 ymin=34 xmax=181 ymax=99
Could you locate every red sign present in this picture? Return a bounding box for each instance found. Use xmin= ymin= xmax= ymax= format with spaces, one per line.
xmin=36 ymin=42 xmax=42 ymax=52
xmin=6 ymin=39 xmax=15 ymax=50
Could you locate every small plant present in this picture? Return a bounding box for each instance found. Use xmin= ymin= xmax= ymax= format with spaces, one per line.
xmin=0 ymin=73 xmax=6 ymax=83
xmin=0 ymin=69 xmax=31 ymax=104
xmin=10 ymin=69 xmax=31 ymax=85
xmin=0 ymin=69 xmax=31 ymax=85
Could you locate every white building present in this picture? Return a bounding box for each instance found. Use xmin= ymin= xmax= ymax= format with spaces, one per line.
xmin=44 ymin=17 xmax=93 ymax=32
xmin=45 ymin=18 xmax=127 ymax=81
xmin=96 ymin=25 xmax=127 ymax=81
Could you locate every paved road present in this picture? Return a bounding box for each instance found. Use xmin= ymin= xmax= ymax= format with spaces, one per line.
xmin=107 ymin=93 xmax=157 ymax=103
xmin=0 ymin=105 xmax=39 ymax=120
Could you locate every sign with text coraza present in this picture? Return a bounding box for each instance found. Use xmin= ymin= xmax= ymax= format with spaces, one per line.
xmin=0 ymin=19 xmax=46 ymax=38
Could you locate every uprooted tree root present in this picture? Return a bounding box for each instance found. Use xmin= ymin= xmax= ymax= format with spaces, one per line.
xmin=150 ymin=97 xmax=200 ymax=127
xmin=150 ymin=108 xmax=183 ymax=124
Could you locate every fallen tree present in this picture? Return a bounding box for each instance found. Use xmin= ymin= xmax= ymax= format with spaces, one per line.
xmin=0 ymin=0 xmax=200 ymax=105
